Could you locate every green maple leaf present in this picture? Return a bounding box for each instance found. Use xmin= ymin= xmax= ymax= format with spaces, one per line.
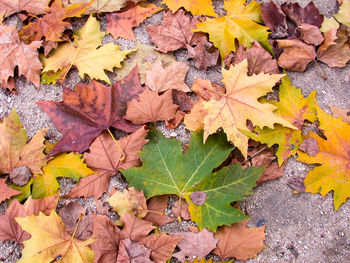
xmin=122 ymin=129 xmax=263 ymax=231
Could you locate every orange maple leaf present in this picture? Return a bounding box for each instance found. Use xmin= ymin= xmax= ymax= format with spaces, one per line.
xmin=298 ymin=105 xmax=350 ymax=210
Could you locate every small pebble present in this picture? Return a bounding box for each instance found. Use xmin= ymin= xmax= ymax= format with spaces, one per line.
xmin=170 ymin=131 xmax=177 ymax=137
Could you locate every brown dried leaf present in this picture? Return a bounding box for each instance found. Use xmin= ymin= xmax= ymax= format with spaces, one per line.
xmin=38 ymin=67 xmax=143 ymax=156
xmin=144 ymin=195 xmax=175 ymax=226
xmin=317 ymin=28 xmax=350 ymax=68
xmin=141 ymin=233 xmax=181 ymax=262
xmin=261 ymin=2 xmax=287 ymax=35
xmin=145 ymin=61 xmax=190 ymax=93
xmin=91 ymin=215 xmax=121 ymax=263
xmin=172 ymin=90 xmax=195 ymax=112
xmin=298 ymin=23 xmax=324 ymax=46
xmin=213 ymin=219 xmax=266 ymax=260
xmin=20 ymin=0 xmax=90 ymax=43
xmin=299 ymin=137 xmax=319 ymax=157
xmin=146 ymin=9 xmax=198 ymax=54
xmin=165 ymin=111 xmax=185 ymax=130
xmin=277 ymin=39 xmax=316 ymax=71
xmin=0 ymin=0 xmax=50 ymax=17
xmin=66 ymin=126 xmax=148 ymax=199
xmin=281 ymin=2 xmax=324 ymax=27
xmin=0 ymin=24 xmax=42 ymax=87
xmin=125 ymin=89 xmax=178 ymax=125
xmin=172 ymin=198 xmax=191 ymax=221
xmin=172 ymin=228 xmax=218 ymax=262
xmin=117 ymin=238 xmax=153 ymax=263
xmin=232 ymin=41 xmax=280 ymax=75
xmin=107 ymin=3 xmax=162 ymax=41
xmin=330 ymin=105 xmax=350 ymax=124
xmin=120 ymin=213 xmax=155 ymax=242
xmin=0 ymin=179 xmax=20 ymax=202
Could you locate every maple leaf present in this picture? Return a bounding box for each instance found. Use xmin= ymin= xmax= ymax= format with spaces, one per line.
xmin=106 ymin=187 xmax=147 ymax=218
xmin=0 ymin=109 xmax=47 ymax=175
xmin=90 ymin=215 xmax=121 ymax=263
xmin=125 ymin=89 xmax=178 ymax=124
xmin=145 ymin=61 xmax=190 ymax=93
xmin=122 ymin=128 xmax=263 ymax=231
xmin=194 ymin=0 xmax=271 ymax=59
xmin=184 ymin=78 xmax=224 ymax=132
xmin=146 ymin=10 xmax=219 ymax=70
xmin=107 ymin=3 xmax=162 ymax=41
xmin=42 ymin=15 xmax=135 ymax=83
xmin=171 ymin=228 xmax=218 ymax=262
xmin=0 ymin=24 xmax=42 ymax=88
xmin=297 ymin=105 xmax=350 ymax=210
xmin=200 ymin=60 xmax=295 ymax=158
xmin=16 ymin=210 xmax=94 ymax=263
xmin=162 ymin=0 xmax=216 ymax=17
xmin=280 ymin=2 xmax=323 ymax=28
xmin=114 ymin=41 xmax=176 ymax=83
xmin=0 ymin=178 xmax=20 ymax=202
xmin=213 ymin=219 xmax=266 ymax=260
xmin=66 ymin=126 xmax=148 ymax=199
xmin=64 ymin=0 xmax=126 ymax=13
xmin=317 ymin=28 xmax=350 ymax=68
xmin=38 ymin=67 xmax=143 ymax=156
xmin=30 ymin=152 xmax=94 ymax=199
xmin=330 ymin=105 xmax=350 ymax=124
xmin=271 ymin=76 xmax=317 ymax=128
xmin=20 ymin=0 xmax=91 ymax=43
xmin=0 ymin=195 xmax=58 ymax=245
xmin=334 ymin=0 xmax=350 ymax=28
xmin=277 ymin=39 xmax=316 ymax=72
xmin=261 ymin=2 xmax=323 ymax=40
xmin=141 ymin=233 xmax=181 ymax=262
xmin=0 ymin=0 xmax=50 ymax=17
xmin=228 ymin=41 xmax=279 ymax=76
xmin=117 ymin=238 xmax=153 ymax=262
xmin=244 ymin=75 xmax=316 ymax=166
xmin=120 ymin=213 xmax=155 ymax=242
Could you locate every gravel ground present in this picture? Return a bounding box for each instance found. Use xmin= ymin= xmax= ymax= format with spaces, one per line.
xmin=0 ymin=0 xmax=349 ymax=262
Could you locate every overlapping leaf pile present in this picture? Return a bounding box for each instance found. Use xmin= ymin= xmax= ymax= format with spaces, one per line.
xmin=0 ymin=0 xmax=350 ymax=262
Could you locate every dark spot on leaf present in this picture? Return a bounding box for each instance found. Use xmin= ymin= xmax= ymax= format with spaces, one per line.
xmin=190 ymin=191 xmax=207 ymax=205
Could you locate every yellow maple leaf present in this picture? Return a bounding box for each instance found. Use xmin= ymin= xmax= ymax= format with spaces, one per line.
xmin=16 ymin=210 xmax=94 ymax=263
xmin=244 ymin=76 xmax=317 ymax=166
xmin=298 ymin=105 xmax=350 ymax=210
xmin=106 ymin=187 xmax=147 ymax=219
xmin=162 ymin=0 xmax=216 ymax=17
xmin=42 ymin=15 xmax=135 ymax=83
xmin=194 ymin=0 xmax=270 ymax=58
xmin=334 ymin=0 xmax=350 ymax=28
xmin=201 ymin=60 xmax=295 ymax=158
xmin=31 ymin=152 xmax=94 ymax=199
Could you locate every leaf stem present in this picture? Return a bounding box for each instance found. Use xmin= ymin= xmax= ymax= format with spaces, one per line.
xmin=177 ymin=197 xmax=182 ymax=222
xmin=241 ymin=145 xmax=269 ymax=165
xmin=313 ymin=59 xmax=327 ymax=80
xmin=143 ymin=209 xmax=166 ymax=216
xmin=71 ymin=214 xmax=83 ymax=239
xmin=107 ymin=128 xmax=125 ymax=162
